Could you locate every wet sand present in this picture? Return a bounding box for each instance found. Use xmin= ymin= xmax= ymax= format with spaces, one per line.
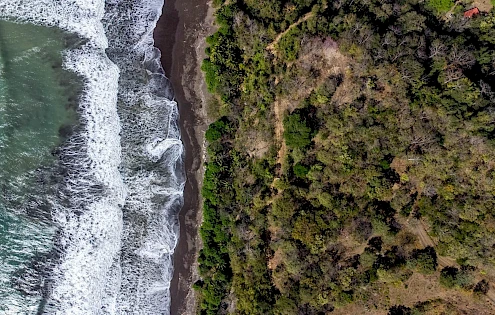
xmin=154 ymin=0 xmax=214 ymax=313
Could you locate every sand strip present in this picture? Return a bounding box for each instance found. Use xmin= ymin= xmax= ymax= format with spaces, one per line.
xmin=154 ymin=0 xmax=215 ymax=313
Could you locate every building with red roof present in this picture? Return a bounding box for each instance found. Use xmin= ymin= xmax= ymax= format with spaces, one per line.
xmin=464 ymin=7 xmax=480 ymax=18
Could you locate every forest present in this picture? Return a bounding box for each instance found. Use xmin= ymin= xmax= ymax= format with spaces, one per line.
xmin=197 ymin=0 xmax=495 ymax=314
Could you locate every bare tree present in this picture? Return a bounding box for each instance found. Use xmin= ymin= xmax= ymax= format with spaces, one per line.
xmin=443 ymin=67 xmax=464 ymax=84
xmin=333 ymin=0 xmax=346 ymax=10
xmin=479 ymin=80 xmax=495 ymax=102
xmin=429 ymin=39 xmax=447 ymax=59
xmin=390 ymin=47 xmax=410 ymax=62
xmin=415 ymin=36 xmax=427 ymax=60
xmin=352 ymin=21 xmax=363 ymax=34
xmin=381 ymin=32 xmax=396 ymax=47
xmin=358 ymin=28 xmax=374 ymax=47
xmin=389 ymin=24 xmax=402 ymax=36
xmin=449 ymin=45 xmax=476 ymax=69
xmin=490 ymin=60 xmax=495 ymax=76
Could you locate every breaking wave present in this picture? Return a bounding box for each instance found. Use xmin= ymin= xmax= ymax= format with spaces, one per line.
xmin=0 ymin=0 xmax=184 ymax=313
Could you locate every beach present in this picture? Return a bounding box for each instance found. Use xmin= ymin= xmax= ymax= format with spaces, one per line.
xmin=154 ymin=0 xmax=215 ymax=313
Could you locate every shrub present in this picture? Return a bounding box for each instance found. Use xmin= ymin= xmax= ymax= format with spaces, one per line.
xmin=388 ymin=305 xmax=412 ymax=315
xmin=202 ymin=59 xmax=219 ymax=93
xmin=277 ymin=28 xmax=302 ymax=62
xmin=474 ymin=279 xmax=489 ymax=295
xmin=439 ymin=266 xmax=473 ymax=289
xmin=283 ymin=113 xmax=313 ymax=149
xmin=293 ymin=163 xmax=309 ymax=178
xmin=205 ymin=118 xmax=230 ymax=142
xmin=408 ymin=246 xmax=437 ymax=274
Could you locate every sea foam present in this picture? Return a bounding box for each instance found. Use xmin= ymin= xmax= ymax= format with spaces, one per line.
xmin=103 ymin=1 xmax=184 ymax=313
xmin=0 ymin=0 xmax=183 ymax=313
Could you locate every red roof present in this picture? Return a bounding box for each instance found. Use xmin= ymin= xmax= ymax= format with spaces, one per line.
xmin=464 ymin=7 xmax=480 ymax=18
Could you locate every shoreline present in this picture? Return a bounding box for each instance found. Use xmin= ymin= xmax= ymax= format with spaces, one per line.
xmin=154 ymin=0 xmax=215 ymax=313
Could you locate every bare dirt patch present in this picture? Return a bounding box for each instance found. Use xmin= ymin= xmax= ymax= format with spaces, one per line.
xmin=245 ymin=124 xmax=271 ymax=158
xmin=473 ymin=0 xmax=493 ymax=12
xmin=389 ymin=273 xmax=494 ymax=314
xmin=272 ymin=38 xmax=349 ymax=172
xmin=336 ymin=227 xmax=368 ymax=258
xmin=391 ymin=157 xmax=408 ymax=175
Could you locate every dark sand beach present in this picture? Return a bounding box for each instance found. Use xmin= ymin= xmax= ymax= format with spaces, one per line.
xmin=154 ymin=0 xmax=215 ymax=313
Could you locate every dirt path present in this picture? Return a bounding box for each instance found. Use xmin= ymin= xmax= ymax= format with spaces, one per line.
xmin=266 ymin=11 xmax=315 ymax=56
xmin=409 ymin=218 xmax=456 ymax=268
xmin=274 ymin=99 xmax=288 ymax=172
xmin=444 ymin=0 xmax=462 ymax=20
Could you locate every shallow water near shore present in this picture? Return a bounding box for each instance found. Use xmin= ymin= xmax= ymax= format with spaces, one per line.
xmin=0 ymin=20 xmax=78 ymax=313
xmin=0 ymin=20 xmax=77 ymax=201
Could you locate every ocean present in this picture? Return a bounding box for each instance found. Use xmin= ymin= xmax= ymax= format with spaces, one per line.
xmin=0 ymin=0 xmax=184 ymax=314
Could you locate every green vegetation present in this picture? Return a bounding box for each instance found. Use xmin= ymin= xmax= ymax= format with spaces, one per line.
xmin=439 ymin=266 xmax=474 ymax=288
xmin=197 ymin=0 xmax=495 ymax=313
xmin=196 ymin=118 xmax=236 ymax=314
xmin=283 ymin=112 xmax=314 ymax=149
xmin=426 ymin=0 xmax=454 ymax=14
xmin=407 ymin=247 xmax=438 ymax=274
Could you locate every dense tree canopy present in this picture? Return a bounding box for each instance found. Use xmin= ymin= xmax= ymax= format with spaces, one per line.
xmin=198 ymin=0 xmax=495 ymax=313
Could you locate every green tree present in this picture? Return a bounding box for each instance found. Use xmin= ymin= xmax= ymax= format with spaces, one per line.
xmin=284 ymin=113 xmax=313 ymax=149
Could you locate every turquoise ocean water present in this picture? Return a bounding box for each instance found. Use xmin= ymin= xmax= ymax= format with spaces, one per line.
xmin=0 ymin=20 xmax=77 ymax=313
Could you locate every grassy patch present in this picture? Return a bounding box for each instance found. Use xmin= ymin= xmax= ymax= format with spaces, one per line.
xmin=426 ymin=0 xmax=455 ymax=14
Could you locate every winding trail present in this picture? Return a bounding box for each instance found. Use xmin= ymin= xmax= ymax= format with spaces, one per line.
xmin=410 ymin=219 xmax=456 ymax=268
xmin=409 ymin=218 xmax=495 ymax=306
xmin=443 ymin=0 xmax=462 ymax=20
xmin=266 ymin=11 xmax=315 ymax=56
